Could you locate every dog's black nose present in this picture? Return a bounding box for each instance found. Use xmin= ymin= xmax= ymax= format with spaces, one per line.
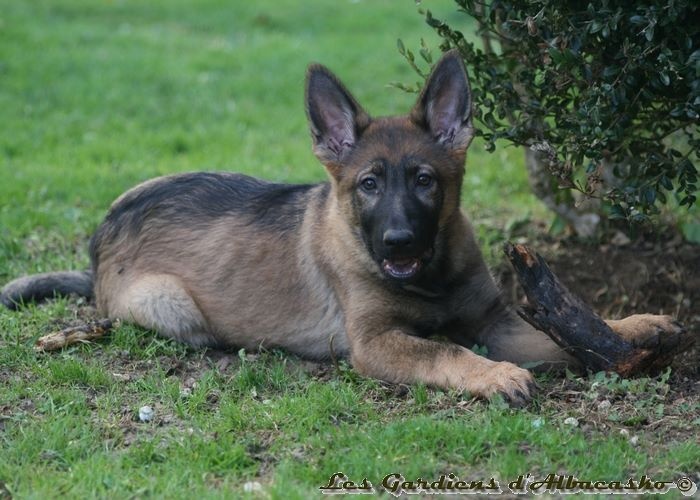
xmin=383 ymin=229 xmax=414 ymax=248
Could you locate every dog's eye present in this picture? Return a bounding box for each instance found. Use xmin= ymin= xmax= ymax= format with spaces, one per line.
xmin=361 ymin=177 xmax=377 ymax=191
xmin=416 ymin=173 xmax=433 ymax=187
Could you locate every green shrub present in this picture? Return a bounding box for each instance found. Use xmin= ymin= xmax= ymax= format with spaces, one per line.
xmin=402 ymin=0 xmax=698 ymax=229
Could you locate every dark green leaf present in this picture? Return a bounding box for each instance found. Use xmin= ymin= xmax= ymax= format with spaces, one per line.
xmin=590 ymin=20 xmax=603 ymax=33
xmin=609 ymin=205 xmax=627 ymax=220
xmin=642 ymin=187 xmax=656 ymax=205
xmin=397 ymin=39 xmax=405 ymax=55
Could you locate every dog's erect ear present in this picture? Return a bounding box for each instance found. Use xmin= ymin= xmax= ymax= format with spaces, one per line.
xmin=305 ymin=64 xmax=371 ymax=169
xmin=411 ymin=49 xmax=474 ymax=155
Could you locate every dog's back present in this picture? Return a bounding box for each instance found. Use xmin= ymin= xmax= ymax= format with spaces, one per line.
xmin=90 ymin=172 xmax=316 ymax=253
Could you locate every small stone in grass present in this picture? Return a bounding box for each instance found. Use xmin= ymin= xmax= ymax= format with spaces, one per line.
xmin=563 ymin=417 xmax=579 ymax=427
xmin=138 ymin=405 xmax=155 ymax=422
xmin=243 ymin=481 xmax=262 ymax=492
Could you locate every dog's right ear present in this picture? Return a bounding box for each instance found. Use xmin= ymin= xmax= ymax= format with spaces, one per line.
xmin=305 ymin=64 xmax=371 ymax=171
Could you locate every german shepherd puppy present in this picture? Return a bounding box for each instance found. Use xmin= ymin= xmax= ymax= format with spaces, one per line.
xmin=1 ymin=50 xmax=681 ymax=405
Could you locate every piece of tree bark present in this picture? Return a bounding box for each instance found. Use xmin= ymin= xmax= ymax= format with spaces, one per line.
xmin=35 ymin=319 xmax=113 ymax=351
xmin=504 ymin=243 xmax=686 ymax=376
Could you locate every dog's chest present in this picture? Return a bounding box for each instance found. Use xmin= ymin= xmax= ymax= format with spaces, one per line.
xmin=393 ymin=286 xmax=456 ymax=336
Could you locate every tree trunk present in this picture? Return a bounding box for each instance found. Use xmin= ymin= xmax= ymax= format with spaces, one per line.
xmin=524 ymin=148 xmax=601 ymax=238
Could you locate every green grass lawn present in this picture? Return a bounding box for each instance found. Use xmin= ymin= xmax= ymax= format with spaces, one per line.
xmin=0 ymin=1 xmax=697 ymax=498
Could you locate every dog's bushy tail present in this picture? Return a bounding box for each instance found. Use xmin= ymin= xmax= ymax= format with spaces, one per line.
xmin=1 ymin=271 xmax=94 ymax=310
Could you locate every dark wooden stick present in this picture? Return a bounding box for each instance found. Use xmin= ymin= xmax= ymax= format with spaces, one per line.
xmin=504 ymin=243 xmax=680 ymax=376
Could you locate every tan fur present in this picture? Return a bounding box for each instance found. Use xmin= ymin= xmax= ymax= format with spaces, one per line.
xmin=605 ymin=315 xmax=683 ymax=349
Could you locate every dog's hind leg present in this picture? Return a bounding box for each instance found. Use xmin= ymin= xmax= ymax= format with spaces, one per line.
xmin=108 ymin=274 xmax=218 ymax=347
xmin=484 ymin=316 xmax=580 ymax=370
xmin=450 ymin=311 xmax=581 ymax=372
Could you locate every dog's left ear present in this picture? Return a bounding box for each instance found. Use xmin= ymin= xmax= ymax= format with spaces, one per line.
xmin=411 ymin=49 xmax=474 ymax=155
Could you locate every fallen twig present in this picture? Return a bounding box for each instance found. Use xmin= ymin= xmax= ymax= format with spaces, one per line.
xmin=35 ymin=319 xmax=114 ymax=351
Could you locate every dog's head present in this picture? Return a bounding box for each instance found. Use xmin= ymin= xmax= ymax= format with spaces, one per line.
xmin=305 ymin=50 xmax=474 ymax=282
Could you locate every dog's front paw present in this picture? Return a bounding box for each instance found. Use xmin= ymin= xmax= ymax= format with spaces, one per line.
xmin=607 ymin=314 xmax=686 ymax=351
xmin=475 ymin=361 xmax=536 ymax=408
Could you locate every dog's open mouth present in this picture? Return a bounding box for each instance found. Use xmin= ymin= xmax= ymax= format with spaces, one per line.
xmin=381 ymin=257 xmax=422 ymax=279
xmin=380 ymin=248 xmax=433 ymax=280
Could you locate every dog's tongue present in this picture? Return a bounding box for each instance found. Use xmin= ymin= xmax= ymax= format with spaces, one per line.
xmin=382 ymin=257 xmax=420 ymax=279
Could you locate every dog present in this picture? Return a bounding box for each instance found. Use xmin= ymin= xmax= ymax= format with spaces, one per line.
xmin=1 ymin=50 xmax=682 ymax=406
